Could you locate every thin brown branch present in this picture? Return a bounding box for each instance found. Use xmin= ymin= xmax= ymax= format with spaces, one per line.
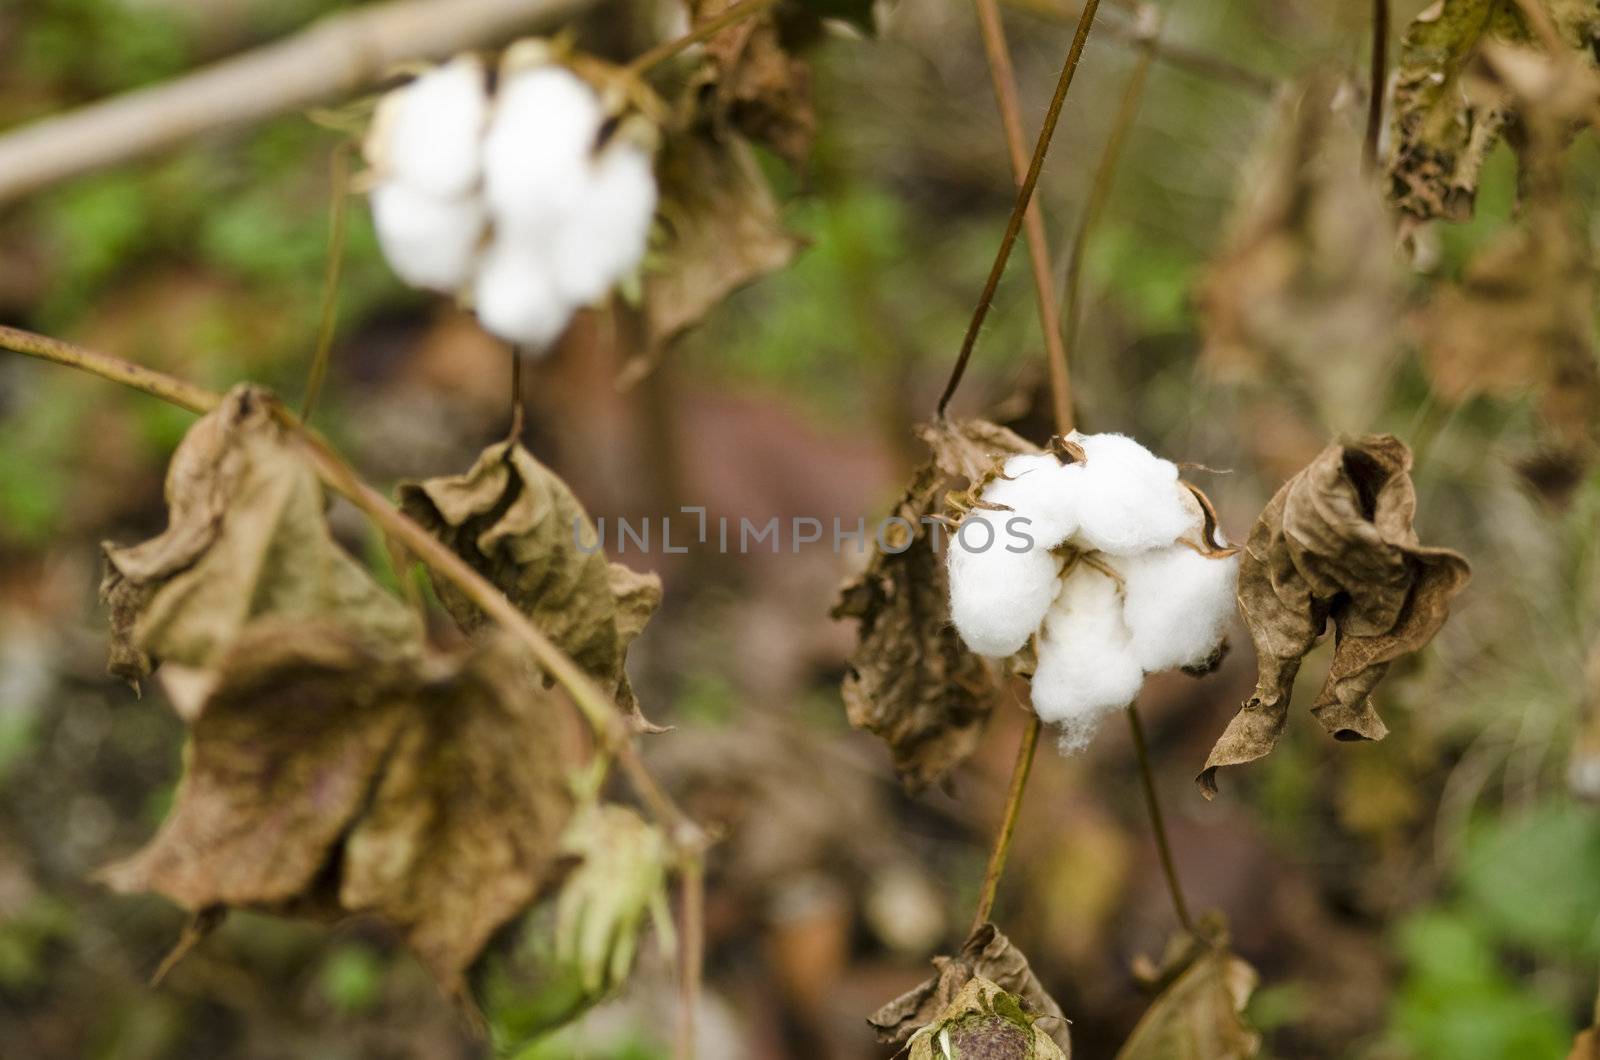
xmin=1062 ymin=38 xmax=1153 ymax=366
xmin=0 ymin=0 xmax=594 ymax=205
xmin=974 ymin=0 xmax=1074 ymax=433
xmin=937 ymin=0 xmax=1103 ymax=418
xmin=1365 ymin=0 xmax=1389 ymax=172
xmin=627 ymin=0 xmax=777 ymax=75
xmin=0 ymin=325 xmax=706 ymax=859
xmin=970 ymin=714 xmax=1041 ymax=931
xmin=675 ymin=856 xmax=706 ymax=1060
xmin=1126 ymin=703 xmax=1195 ymax=934
xmin=301 ymin=139 xmax=353 ymax=422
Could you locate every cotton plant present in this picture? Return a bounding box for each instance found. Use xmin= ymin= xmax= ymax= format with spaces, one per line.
xmin=363 ymin=44 xmax=659 ymax=351
xmin=947 ymin=432 xmax=1239 ymax=751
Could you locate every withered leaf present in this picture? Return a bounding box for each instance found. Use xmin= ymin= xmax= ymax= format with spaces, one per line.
xmin=398 ymin=440 xmax=661 ymax=729
xmin=643 ymin=128 xmax=799 ymax=350
xmin=100 ymin=385 xmax=420 ymax=691
xmin=869 ymin=922 xmax=1071 ymax=1055
xmin=690 ymin=0 xmax=815 ymax=166
xmin=1386 ymin=0 xmax=1600 ymax=220
xmin=907 ymin=976 xmax=1068 ymax=1060
xmin=1115 ymin=926 xmax=1259 ymax=1060
xmin=104 ymin=629 xmax=583 ymax=1002
xmin=1199 ymin=79 xmax=1404 ymax=433
xmin=1416 ymin=45 xmax=1600 ymax=495
xmin=1199 ymin=435 xmax=1470 ymax=796
xmin=833 ymin=419 xmax=1036 ymax=790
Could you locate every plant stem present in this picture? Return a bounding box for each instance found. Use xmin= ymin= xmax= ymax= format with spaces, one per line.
xmin=1062 ymin=35 xmax=1152 ymax=364
xmin=627 ymin=0 xmax=776 ymax=75
xmin=0 ymin=324 xmax=706 ymax=857
xmin=974 ymin=0 xmax=1073 ymax=432
xmin=1126 ymin=703 xmax=1195 ymax=934
xmin=1364 ymin=0 xmax=1388 ymax=172
xmin=508 ymin=344 xmax=525 ymax=440
xmin=970 ymin=714 xmax=1041 ymax=930
xmin=937 ymin=0 xmax=1102 ymax=418
xmin=675 ymin=855 xmax=706 ymax=1060
xmin=301 ymin=139 xmax=352 ymax=422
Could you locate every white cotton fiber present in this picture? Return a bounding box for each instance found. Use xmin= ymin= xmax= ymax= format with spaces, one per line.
xmin=371 ymin=181 xmax=485 ymax=292
xmin=1112 ymin=544 xmax=1239 ymax=673
xmin=549 ymin=140 xmax=658 ymax=305
xmin=1030 ymin=565 xmax=1145 ymax=750
xmin=947 ymin=509 xmax=1062 ymax=657
xmin=983 ymin=453 xmax=1083 ymax=549
xmin=483 ymin=65 xmax=603 ymax=236
xmin=473 ymin=239 xmax=571 ymax=349
xmin=377 ymin=56 xmax=489 ymax=198
xmin=1069 ymin=432 xmax=1193 ymax=555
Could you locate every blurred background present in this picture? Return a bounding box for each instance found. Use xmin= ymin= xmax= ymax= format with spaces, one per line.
xmin=1 ymin=0 xmax=1599 ymax=1056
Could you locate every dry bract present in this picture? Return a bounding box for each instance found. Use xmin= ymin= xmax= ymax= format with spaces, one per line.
xmin=906 ymin=976 xmax=1069 ymax=1060
xmin=1200 ymin=435 xmax=1470 ymax=796
xmin=1115 ymin=922 xmax=1259 ymax=1060
xmin=690 ymin=0 xmax=816 ymax=166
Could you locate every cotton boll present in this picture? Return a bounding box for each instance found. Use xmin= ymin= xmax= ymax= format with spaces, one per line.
xmin=371 ymin=181 xmax=485 ymax=292
xmin=947 ymin=509 xmax=1062 ymax=657
xmin=473 ymin=239 xmax=572 ymax=349
xmin=1030 ymin=565 xmax=1145 ymax=750
xmin=549 ymin=140 xmax=657 ymax=305
xmin=983 ymin=453 xmax=1084 ymax=549
xmin=1113 ymin=545 xmax=1239 ymax=673
xmin=372 ymin=56 xmax=489 ymax=198
xmin=483 ymin=65 xmax=603 ymax=236
xmin=1070 ymin=432 xmax=1193 ymax=555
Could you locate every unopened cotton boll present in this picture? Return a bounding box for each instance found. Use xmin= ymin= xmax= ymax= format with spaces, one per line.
xmin=1069 ymin=432 xmax=1193 ymax=555
xmin=1031 ymin=565 xmax=1145 ymax=750
xmin=473 ymin=239 xmax=571 ymax=349
xmin=947 ymin=509 xmax=1062 ymax=657
xmin=1112 ymin=545 xmax=1239 ymax=673
xmin=373 ymin=56 xmax=489 ymax=198
xmin=371 ymin=181 xmax=485 ymax=292
xmin=549 ymin=140 xmax=658 ymax=305
xmin=983 ymin=453 xmax=1084 ymax=549
xmin=483 ymin=65 xmax=603 ymax=235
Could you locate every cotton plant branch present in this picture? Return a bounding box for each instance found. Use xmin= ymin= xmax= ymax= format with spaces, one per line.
xmin=0 ymin=0 xmax=595 ymax=206
xmin=0 ymin=323 xmax=709 ymax=1054
xmin=1365 ymin=0 xmax=1389 ymax=171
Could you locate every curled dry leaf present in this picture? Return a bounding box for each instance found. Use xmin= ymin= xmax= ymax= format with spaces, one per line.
xmin=1199 ymin=79 xmax=1403 ymax=433
xmin=398 ymin=440 xmax=662 ymax=730
xmin=690 ymin=0 xmax=815 ymax=166
xmin=643 ymin=128 xmax=799 ymax=350
xmin=101 ymin=624 xmax=584 ymax=1005
xmin=1200 ymin=435 xmax=1470 ymax=797
xmin=869 ymin=921 xmax=1071 ymax=1055
xmin=833 ymin=420 xmax=1036 ymax=790
xmin=906 ymin=976 xmax=1068 ymax=1060
xmin=554 ymin=802 xmax=675 ymax=995
xmin=100 ymin=385 xmax=420 ymax=695
xmin=1115 ymin=921 xmax=1259 ymax=1060
xmin=1387 ymin=0 xmax=1600 ymax=221
xmin=1416 ymin=44 xmax=1600 ymax=499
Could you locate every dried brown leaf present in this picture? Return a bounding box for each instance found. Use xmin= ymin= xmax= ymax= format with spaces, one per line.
xmin=644 ymin=128 xmax=799 ymax=349
xmin=1416 ymin=44 xmax=1600 ymax=492
xmin=906 ymin=976 xmax=1069 ymax=1060
xmin=1115 ymin=927 xmax=1259 ymax=1060
xmin=1199 ymin=80 xmax=1403 ymax=433
xmin=869 ymin=922 xmax=1071 ymax=1054
xmin=1387 ymin=0 xmax=1600 ymax=220
xmin=100 ymin=385 xmax=420 ymax=691
xmin=398 ymin=440 xmax=661 ymax=729
xmin=1199 ymin=435 xmax=1470 ymax=797
xmin=833 ymin=420 xmax=1036 ymax=790
xmin=690 ymin=0 xmax=815 ymax=165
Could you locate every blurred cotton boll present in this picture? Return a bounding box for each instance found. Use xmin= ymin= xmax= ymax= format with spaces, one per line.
xmin=483 ymin=65 xmax=604 ymax=236
xmin=368 ymin=55 xmax=489 ymax=198
xmin=473 ymin=238 xmax=569 ymax=349
xmin=370 ymin=181 xmax=485 ymax=292
xmin=549 ymin=139 xmax=658 ymax=305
